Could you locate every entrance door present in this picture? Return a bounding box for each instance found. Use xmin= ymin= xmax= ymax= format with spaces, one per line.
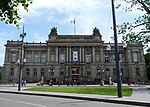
xmin=71 ymin=67 xmax=79 ymax=80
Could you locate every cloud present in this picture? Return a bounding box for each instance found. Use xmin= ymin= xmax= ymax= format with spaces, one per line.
xmin=32 ymin=33 xmax=47 ymax=43
xmin=18 ymin=0 xmax=144 ymax=42
xmin=19 ymin=0 xmax=110 ymax=32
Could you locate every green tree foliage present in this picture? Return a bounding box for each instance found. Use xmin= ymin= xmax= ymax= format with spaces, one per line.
xmin=116 ymin=0 xmax=150 ymax=50
xmin=0 ymin=67 xmax=3 ymax=80
xmin=145 ymin=53 xmax=150 ymax=80
xmin=0 ymin=0 xmax=32 ymax=28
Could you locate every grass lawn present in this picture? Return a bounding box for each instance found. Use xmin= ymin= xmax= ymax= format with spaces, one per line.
xmin=25 ymin=87 xmax=132 ymax=96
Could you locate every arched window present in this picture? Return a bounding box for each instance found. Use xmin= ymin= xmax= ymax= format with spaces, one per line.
xmin=33 ymin=68 xmax=37 ymax=76
xmin=26 ymin=68 xmax=30 ymax=76
xmin=10 ymin=68 xmax=14 ymax=75
xmin=40 ymin=68 xmax=45 ymax=76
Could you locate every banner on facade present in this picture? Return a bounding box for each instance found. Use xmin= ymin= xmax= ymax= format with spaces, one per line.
xmin=73 ymin=51 xmax=78 ymax=62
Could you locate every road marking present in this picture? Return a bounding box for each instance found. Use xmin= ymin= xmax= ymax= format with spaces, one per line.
xmin=0 ymin=98 xmax=46 ymax=107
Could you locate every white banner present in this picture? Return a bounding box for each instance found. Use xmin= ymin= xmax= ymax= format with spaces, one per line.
xmin=73 ymin=51 xmax=78 ymax=62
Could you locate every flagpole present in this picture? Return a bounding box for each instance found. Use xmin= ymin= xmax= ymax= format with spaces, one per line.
xmin=74 ymin=18 xmax=76 ymax=35
xmin=71 ymin=18 xmax=76 ymax=35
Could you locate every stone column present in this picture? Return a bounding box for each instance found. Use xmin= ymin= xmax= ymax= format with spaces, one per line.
xmin=69 ymin=47 xmax=72 ymax=62
xmin=82 ymin=47 xmax=84 ymax=62
xmin=39 ymin=50 xmax=41 ymax=62
xmin=66 ymin=47 xmax=68 ymax=62
xmin=32 ymin=50 xmax=34 ymax=62
xmin=100 ymin=47 xmax=103 ymax=63
xmin=92 ymin=46 xmax=95 ymax=63
xmin=140 ymin=49 xmax=145 ymax=62
xmin=47 ymin=47 xmax=50 ymax=63
xmin=56 ymin=47 xmax=58 ymax=62
xmin=80 ymin=47 xmax=82 ymax=62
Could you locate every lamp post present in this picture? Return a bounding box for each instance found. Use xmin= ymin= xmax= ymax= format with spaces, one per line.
xmin=48 ymin=69 xmax=51 ymax=80
xmin=18 ymin=26 xmax=26 ymax=91
xmin=111 ymin=0 xmax=122 ymax=97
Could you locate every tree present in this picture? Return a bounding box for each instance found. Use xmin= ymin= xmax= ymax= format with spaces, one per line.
xmin=0 ymin=67 xmax=3 ymax=80
xmin=116 ymin=0 xmax=150 ymax=50
xmin=0 ymin=0 xmax=32 ymax=28
xmin=144 ymin=53 xmax=150 ymax=80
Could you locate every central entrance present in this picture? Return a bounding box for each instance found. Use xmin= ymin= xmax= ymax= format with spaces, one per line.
xmin=71 ymin=67 xmax=79 ymax=81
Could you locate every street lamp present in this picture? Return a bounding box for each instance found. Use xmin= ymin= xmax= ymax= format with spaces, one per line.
xmin=48 ymin=69 xmax=51 ymax=80
xmin=18 ymin=25 xmax=26 ymax=91
xmin=111 ymin=0 xmax=122 ymax=97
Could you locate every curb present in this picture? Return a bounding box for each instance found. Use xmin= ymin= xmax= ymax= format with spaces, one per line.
xmin=0 ymin=90 xmax=150 ymax=106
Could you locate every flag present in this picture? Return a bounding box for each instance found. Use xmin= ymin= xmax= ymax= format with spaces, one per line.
xmin=71 ymin=19 xmax=75 ymax=24
xmin=73 ymin=51 xmax=78 ymax=62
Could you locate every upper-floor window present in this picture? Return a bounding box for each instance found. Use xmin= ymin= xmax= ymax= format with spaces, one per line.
xmin=85 ymin=47 xmax=91 ymax=63
xmin=27 ymin=51 xmax=32 ymax=62
xmin=34 ymin=50 xmax=39 ymax=63
xmin=11 ymin=51 xmax=16 ymax=63
xmin=105 ymin=55 xmax=109 ymax=63
xmin=95 ymin=47 xmax=100 ymax=62
xmin=50 ymin=47 xmax=56 ymax=62
xmin=133 ymin=52 xmax=138 ymax=62
xmin=59 ymin=53 xmax=65 ymax=63
xmin=85 ymin=54 xmax=91 ymax=63
xmin=41 ymin=50 xmax=46 ymax=63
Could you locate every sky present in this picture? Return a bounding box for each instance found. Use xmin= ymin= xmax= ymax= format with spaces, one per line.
xmin=0 ymin=0 xmax=144 ymax=66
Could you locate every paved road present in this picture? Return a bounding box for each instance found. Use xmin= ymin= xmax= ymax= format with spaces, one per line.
xmin=0 ymin=93 xmax=141 ymax=107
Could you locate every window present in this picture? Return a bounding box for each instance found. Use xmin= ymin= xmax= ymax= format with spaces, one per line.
xmin=119 ymin=54 xmax=123 ymax=62
xmin=26 ymin=68 xmax=30 ymax=76
xmin=51 ymin=70 xmax=54 ymax=75
xmin=136 ymin=68 xmax=140 ymax=76
xmin=60 ymin=69 xmax=64 ymax=75
xmin=121 ymin=68 xmax=123 ymax=76
xmin=33 ymin=71 xmax=37 ymax=76
xmin=27 ymin=51 xmax=32 ymax=62
xmin=87 ymin=70 xmax=91 ymax=76
xmin=50 ymin=47 xmax=56 ymax=62
xmin=41 ymin=50 xmax=46 ymax=63
xmin=105 ymin=55 xmax=109 ymax=63
xmin=33 ymin=68 xmax=37 ymax=76
xmin=34 ymin=51 xmax=39 ymax=63
xmin=106 ymin=69 xmax=110 ymax=76
xmin=41 ymin=68 xmax=44 ymax=76
xmin=11 ymin=51 xmax=16 ymax=62
xmin=85 ymin=47 xmax=91 ymax=63
xmin=133 ymin=52 xmax=138 ymax=62
xmin=113 ymin=68 xmax=116 ymax=76
xmin=10 ymin=68 xmax=14 ymax=75
xmin=85 ymin=54 xmax=91 ymax=63
xmin=59 ymin=53 xmax=65 ymax=63
xmin=95 ymin=47 xmax=100 ymax=62
xmin=97 ymin=69 xmax=101 ymax=75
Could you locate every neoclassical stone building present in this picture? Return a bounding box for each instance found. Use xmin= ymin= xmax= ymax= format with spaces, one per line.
xmin=2 ymin=27 xmax=147 ymax=84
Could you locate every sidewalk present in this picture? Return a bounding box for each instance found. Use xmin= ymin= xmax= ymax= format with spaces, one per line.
xmin=0 ymin=83 xmax=150 ymax=106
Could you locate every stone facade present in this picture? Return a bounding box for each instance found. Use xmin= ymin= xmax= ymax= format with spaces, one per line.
xmin=2 ymin=27 xmax=147 ymax=84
